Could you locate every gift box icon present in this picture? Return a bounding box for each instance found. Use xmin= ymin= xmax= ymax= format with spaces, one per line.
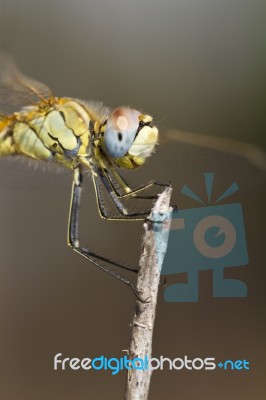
xmin=159 ymin=173 xmax=249 ymax=302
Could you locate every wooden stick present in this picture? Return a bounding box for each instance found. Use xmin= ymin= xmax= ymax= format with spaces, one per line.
xmin=125 ymin=186 xmax=173 ymax=400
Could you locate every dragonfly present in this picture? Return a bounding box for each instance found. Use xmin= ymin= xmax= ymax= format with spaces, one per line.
xmin=0 ymin=52 xmax=265 ymax=299
xmin=0 ymin=51 xmax=170 ymax=298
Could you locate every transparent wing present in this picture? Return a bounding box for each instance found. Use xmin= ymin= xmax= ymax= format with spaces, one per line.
xmin=0 ymin=50 xmax=53 ymax=115
xmin=161 ymin=128 xmax=266 ymax=171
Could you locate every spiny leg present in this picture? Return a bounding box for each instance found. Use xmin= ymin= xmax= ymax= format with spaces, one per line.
xmin=92 ymin=166 xmax=152 ymax=220
xmin=67 ymin=168 xmax=146 ymax=299
xmin=92 ymin=166 xmax=130 ymax=217
xmin=106 ymin=168 xmax=176 ymax=214
xmin=106 ymin=164 xmax=171 ymax=199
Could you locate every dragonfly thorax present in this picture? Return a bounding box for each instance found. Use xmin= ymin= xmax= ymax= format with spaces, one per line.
xmin=0 ymin=98 xmax=93 ymax=169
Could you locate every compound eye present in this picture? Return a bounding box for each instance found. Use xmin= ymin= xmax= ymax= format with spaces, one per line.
xmin=103 ymin=107 xmax=141 ymax=158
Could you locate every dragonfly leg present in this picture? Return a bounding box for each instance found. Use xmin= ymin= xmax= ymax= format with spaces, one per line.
xmin=67 ymin=168 xmax=149 ymax=301
xmin=106 ymin=166 xmax=171 ymax=199
xmin=92 ymin=167 xmax=152 ymax=220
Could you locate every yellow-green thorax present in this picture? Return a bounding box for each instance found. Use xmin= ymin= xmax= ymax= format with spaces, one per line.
xmin=0 ymin=97 xmax=94 ymax=168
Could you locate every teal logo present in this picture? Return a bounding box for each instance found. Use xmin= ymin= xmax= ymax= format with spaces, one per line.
xmin=156 ymin=173 xmax=249 ymax=302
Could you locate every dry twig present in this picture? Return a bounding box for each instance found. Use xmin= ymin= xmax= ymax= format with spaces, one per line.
xmin=125 ymin=186 xmax=173 ymax=400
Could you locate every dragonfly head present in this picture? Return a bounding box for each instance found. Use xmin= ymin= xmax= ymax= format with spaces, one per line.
xmin=101 ymin=107 xmax=158 ymax=169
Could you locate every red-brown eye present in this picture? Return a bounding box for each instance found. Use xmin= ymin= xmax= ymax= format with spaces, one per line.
xmin=103 ymin=107 xmax=141 ymax=158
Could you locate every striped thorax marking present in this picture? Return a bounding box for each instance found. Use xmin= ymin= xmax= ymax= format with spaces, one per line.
xmin=1 ymin=99 xmax=93 ymax=167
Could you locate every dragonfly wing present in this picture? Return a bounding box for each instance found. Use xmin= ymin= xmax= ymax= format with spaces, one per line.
xmin=162 ymin=128 xmax=266 ymax=171
xmin=0 ymin=50 xmax=52 ymax=115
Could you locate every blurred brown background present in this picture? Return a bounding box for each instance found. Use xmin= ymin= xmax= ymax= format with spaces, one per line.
xmin=0 ymin=0 xmax=265 ymax=399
